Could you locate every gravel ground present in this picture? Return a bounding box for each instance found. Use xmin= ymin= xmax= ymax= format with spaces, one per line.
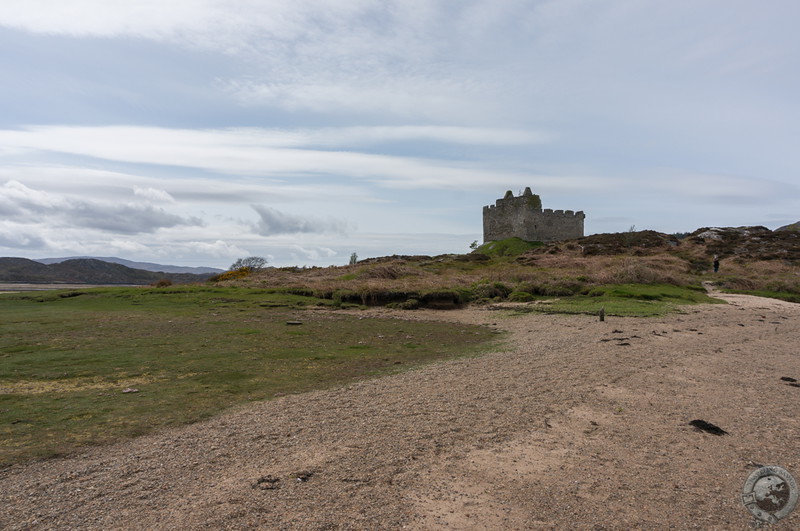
xmin=2 ymin=290 xmax=799 ymax=530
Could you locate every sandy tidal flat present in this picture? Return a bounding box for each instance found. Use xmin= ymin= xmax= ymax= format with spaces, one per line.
xmin=1 ymin=291 xmax=799 ymax=530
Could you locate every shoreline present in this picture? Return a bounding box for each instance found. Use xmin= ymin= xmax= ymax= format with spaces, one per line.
xmin=0 ymin=283 xmax=142 ymax=293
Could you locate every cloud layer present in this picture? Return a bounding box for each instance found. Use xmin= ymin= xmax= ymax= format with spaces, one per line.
xmin=0 ymin=180 xmax=199 ymax=235
xmin=0 ymin=1 xmax=798 ymax=267
xmin=252 ymin=205 xmax=350 ymax=236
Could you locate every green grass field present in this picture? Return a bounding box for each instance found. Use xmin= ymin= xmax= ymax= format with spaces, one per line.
xmin=0 ymin=286 xmax=498 ymax=465
xmin=513 ymin=283 xmax=724 ymax=317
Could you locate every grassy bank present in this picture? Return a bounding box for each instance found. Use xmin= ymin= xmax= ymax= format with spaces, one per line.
xmin=513 ymin=283 xmax=724 ymax=317
xmin=0 ymin=286 xmax=498 ymax=466
xmin=226 ymin=232 xmax=800 ymax=306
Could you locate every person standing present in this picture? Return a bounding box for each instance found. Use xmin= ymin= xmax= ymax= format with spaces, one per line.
xmin=713 ymin=255 xmax=720 ymax=273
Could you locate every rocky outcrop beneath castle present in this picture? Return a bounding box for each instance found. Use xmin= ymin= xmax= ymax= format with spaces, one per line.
xmin=688 ymin=226 xmax=800 ymax=261
xmin=483 ymin=187 xmax=584 ymax=243
xmin=775 ymin=221 xmax=800 ymax=232
xmin=574 ymin=230 xmax=680 ymax=256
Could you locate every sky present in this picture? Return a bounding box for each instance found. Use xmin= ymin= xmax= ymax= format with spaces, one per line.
xmin=0 ymin=0 xmax=798 ymax=269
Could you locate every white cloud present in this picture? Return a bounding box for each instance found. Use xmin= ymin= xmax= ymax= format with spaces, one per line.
xmin=0 ymin=179 xmax=58 ymax=214
xmin=182 ymin=239 xmax=249 ymax=258
xmin=0 ymin=125 xmax=551 ymax=190
xmin=0 ymin=0 xmax=226 ymax=39
xmin=288 ymin=244 xmax=338 ymax=262
xmin=0 ymin=224 xmax=47 ymax=249
xmin=252 ymin=205 xmax=350 ymax=236
xmin=0 ymin=163 xmax=388 ymax=214
xmin=303 ymin=126 xmax=552 ymax=147
xmin=0 ymin=124 xmax=546 ymax=153
xmin=0 ymin=180 xmax=201 ymax=234
xmin=133 ymin=186 xmax=175 ymax=203
xmin=0 ymin=0 xmax=410 ymax=55
xmin=223 ymin=76 xmax=500 ymax=120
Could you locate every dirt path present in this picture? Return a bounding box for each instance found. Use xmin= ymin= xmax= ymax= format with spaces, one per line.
xmin=2 ymin=294 xmax=799 ymax=530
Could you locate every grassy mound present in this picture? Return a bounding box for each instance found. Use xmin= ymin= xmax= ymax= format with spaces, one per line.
xmin=477 ymin=237 xmax=543 ymax=257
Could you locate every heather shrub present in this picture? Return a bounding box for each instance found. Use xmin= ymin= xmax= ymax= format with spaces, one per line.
xmin=611 ymin=259 xmax=662 ymax=284
xmin=359 ymin=265 xmax=404 ymax=279
xmin=208 ymin=268 xmax=251 ymax=282
xmin=764 ymin=278 xmax=800 ymax=294
xmin=386 ymin=298 xmax=420 ymax=310
xmin=398 ymin=298 xmax=420 ymax=309
xmin=545 ymin=280 xmax=585 ymax=296
xmin=508 ymin=291 xmax=535 ymax=302
xmin=720 ymin=276 xmax=757 ymax=290
xmin=516 ymin=279 xmax=584 ymax=297
xmin=420 ymin=289 xmax=469 ymax=307
xmin=472 ymin=281 xmax=512 ymax=300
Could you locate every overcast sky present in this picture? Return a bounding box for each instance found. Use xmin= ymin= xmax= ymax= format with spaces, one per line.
xmin=1 ymin=1 xmax=798 ymax=268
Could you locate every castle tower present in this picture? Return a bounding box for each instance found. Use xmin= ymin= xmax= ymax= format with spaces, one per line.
xmin=482 ymin=188 xmax=585 ymax=243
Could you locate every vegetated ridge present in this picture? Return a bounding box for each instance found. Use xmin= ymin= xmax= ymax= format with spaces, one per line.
xmin=0 ymin=257 xmax=215 ymax=284
xmin=776 ymin=221 xmax=800 ymax=232
xmin=221 ymin=224 xmax=800 ymax=308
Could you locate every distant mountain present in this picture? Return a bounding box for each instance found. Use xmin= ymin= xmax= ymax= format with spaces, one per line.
xmin=36 ymin=256 xmax=224 ymax=275
xmin=0 ymin=258 xmax=215 ymax=285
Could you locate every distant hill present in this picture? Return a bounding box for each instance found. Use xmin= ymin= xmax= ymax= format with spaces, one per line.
xmin=0 ymin=258 xmax=215 ymax=285
xmin=36 ymin=256 xmax=223 ymax=275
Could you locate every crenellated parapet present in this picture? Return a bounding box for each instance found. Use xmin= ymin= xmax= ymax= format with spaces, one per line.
xmin=483 ymin=187 xmax=585 ymax=243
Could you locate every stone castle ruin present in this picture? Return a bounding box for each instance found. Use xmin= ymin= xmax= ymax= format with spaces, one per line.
xmin=483 ymin=187 xmax=585 ymax=243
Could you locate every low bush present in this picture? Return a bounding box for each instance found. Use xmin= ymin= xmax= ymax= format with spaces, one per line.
xmin=387 ymin=298 xmax=420 ymax=310
xmin=508 ymin=291 xmax=535 ymax=302
xmin=516 ymin=280 xmax=584 ymax=297
xmin=611 ymin=259 xmax=665 ymax=284
xmin=359 ymin=265 xmax=407 ymax=280
xmin=720 ymin=276 xmax=757 ymax=291
xmin=472 ymin=281 xmax=512 ymax=300
xmin=765 ymin=279 xmax=800 ymax=294
xmin=420 ymin=289 xmax=468 ymax=308
xmin=208 ymin=268 xmax=251 ymax=282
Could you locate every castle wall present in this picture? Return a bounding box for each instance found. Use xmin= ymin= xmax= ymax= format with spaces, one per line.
xmin=482 ymin=189 xmax=584 ymax=243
